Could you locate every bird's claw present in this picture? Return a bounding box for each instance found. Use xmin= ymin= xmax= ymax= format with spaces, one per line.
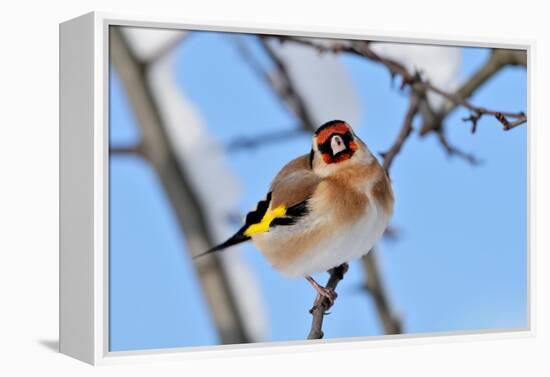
xmin=309 ymin=287 xmax=338 ymax=313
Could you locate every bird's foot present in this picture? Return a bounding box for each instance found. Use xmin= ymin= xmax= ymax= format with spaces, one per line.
xmin=306 ymin=276 xmax=338 ymax=313
xmin=311 ymin=288 xmax=338 ymax=313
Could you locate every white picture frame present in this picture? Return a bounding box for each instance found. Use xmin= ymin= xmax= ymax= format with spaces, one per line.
xmin=59 ymin=11 xmax=534 ymax=365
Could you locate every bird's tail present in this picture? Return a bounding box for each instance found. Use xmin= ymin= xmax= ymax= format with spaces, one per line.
xmin=193 ymin=226 xmax=250 ymax=260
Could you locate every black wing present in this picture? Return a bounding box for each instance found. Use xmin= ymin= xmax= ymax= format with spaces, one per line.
xmin=194 ymin=193 xmax=272 ymax=258
xmin=270 ymin=200 xmax=309 ymax=227
xmin=193 ymin=193 xmax=309 ymax=259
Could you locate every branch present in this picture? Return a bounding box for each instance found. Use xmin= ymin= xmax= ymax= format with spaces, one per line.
xmin=110 ymin=142 xmax=144 ymax=156
xmin=308 ymin=264 xmax=348 ymax=339
xmin=424 ymin=82 xmax=527 ymax=133
xmin=361 ymin=251 xmax=401 ymax=334
xmin=421 ymin=48 xmax=527 ymax=134
xmin=436 ymin=129 xmax=481 ymax=165
xmin=145 ymin=33 xmax=188 ymax=65
xmin=380 ymin=95 xmax=419 ymax=174
xmin=110 ymin=27 xmax=251 ymax=344
xmin=272 ymin=36 xmax=527 ymax=134
xmin=267 ymin=37 xmax=411 ymax=85
xmin=226 ymin=127 xmax=306 ymax=152
xmin=232 ymin=35 xmax=319 ymax=132
xmin=231 ymin=35 xmax=269 ymax=84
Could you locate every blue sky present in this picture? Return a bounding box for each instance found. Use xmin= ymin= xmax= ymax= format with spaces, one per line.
xmin=109 ymin=31 xmax=527 ymax=351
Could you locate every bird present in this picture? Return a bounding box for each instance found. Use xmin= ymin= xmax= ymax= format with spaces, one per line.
xmin=195 ymin=120 xmax=394 ymax=308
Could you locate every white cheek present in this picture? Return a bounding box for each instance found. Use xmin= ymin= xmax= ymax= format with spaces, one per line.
xmin=313 ymin=160 xmax=337 ymax=178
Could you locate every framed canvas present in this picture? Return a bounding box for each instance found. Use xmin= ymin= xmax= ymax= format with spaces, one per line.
xmin=59 ymin=12 xmax=533 ymax=365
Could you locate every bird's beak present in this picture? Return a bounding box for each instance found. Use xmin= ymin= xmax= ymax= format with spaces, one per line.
xmin=331 ymin=136 xmax=346 ymax=155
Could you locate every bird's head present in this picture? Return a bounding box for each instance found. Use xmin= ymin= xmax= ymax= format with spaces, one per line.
xmin=310 ymin=120 xmax=371 ymax=175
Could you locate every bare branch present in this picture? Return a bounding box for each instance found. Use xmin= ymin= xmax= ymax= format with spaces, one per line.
xmin=436 ymin=129 xmax=481 ymax=165
xmin=110 ymin=142 xmax=144 ymax=156
xmin=423 ymin=82 xmax=527 ymax=132
xmin=226 ymin=127 xmax=306 ymax=152
xmin=308 ymin=264 xmax=348 ymax=339
xmin=361 ymin=251 xmax=402 ymax=334
xmin=381 ymin=95 xmax=420 ymax=174
xmin=231 ymin=35 xmax=269 ymax=84
xmin=502 ymin=116 xmax=527 ymax=131
xmin=257 ymin=37 xmax=318 ymax=132
xmin=421 ymin=48 xmax=526 ymax=134
xmin=232 ymin=35 xmax=319 ymax=132
xmin=144 ymin=33 xmax=188 ymax=65
xmin=272 ymin=36 xmax=527 ymax=134
xmin=110 ymin=26 xmax=251 ymax=344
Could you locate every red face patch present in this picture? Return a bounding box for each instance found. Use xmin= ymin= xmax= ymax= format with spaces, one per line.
xmin=316 ymin=122 xmax=351 ymax=145
xmin=315 ymin=121 xmax=358 ymax=164
xmin=319 ymin=136 xmax=357 ymax=164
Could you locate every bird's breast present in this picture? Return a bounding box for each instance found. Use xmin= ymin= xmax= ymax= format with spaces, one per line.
xmin=253 ymin=164 xmax=393 ymax=277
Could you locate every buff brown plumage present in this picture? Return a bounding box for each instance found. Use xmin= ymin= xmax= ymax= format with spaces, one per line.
xmin=195 ymin=120 xmax=394 ymax=304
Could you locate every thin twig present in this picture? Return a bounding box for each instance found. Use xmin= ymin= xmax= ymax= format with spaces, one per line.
xmin=226 ymin=127 xmax=306 ymax=152
xmin=424 ymin=82 xmax=527 ymax=132
xmin=273 ymin=36 xmax=527 ymax=133
xmin=258 ymin=37 xmax=318 ymax=132
xmin=381 ymin=95 xmax=420 ymax=174
xmin=233 ymin=35 xmax=318 ymax=132
xmin=110 ymin=143 xmax=144 ymax=156
xmin=308 ymin=264 xmax=348 ymax=339
xmin=421 ymin=48 xmax=527 ymax=134
xmin=231 ymin=35 xmax=269 ymax=83
xmin=436 ymin=130 xmax=481 ymax=165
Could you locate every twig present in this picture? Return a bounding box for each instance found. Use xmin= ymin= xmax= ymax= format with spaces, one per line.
xmin=226 ymin=127 xmax=306 ymax=152
xmin=308 ymin=264 xmax=348 ymax=339
xmin=257 ymin=37 xmax=318 ymax=132
xmin=421 ymin=48 xmax=527 ymax=134
xmin=231 ymin=35 xmax=269 ymax=84
xmin=273 ymin=36 xmax=527 ymax=133
xmin=436 ymin=129 xmax=481 ymax=165
xmin=110 ymin=143 xmax=144 ymax=156
xmin=502 ymin=116 xmax=527 ymax=130
xmin=424 ymin=82 xmax=527 ymax=132
xmin=269 ymin=37 xmax=408 ymax=83
xmin=381 ymin=95 xmax=420 ymax=174
xmin=232 ymin=35 xmax=318 ymax=132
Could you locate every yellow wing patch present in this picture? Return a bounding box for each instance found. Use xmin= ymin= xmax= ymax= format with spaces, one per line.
xmin=244 ymin=205 xmax=286 ymax=236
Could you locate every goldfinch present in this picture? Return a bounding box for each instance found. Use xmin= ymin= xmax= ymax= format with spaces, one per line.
xmin=196 ymin=120 xmax=394 ymax=304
